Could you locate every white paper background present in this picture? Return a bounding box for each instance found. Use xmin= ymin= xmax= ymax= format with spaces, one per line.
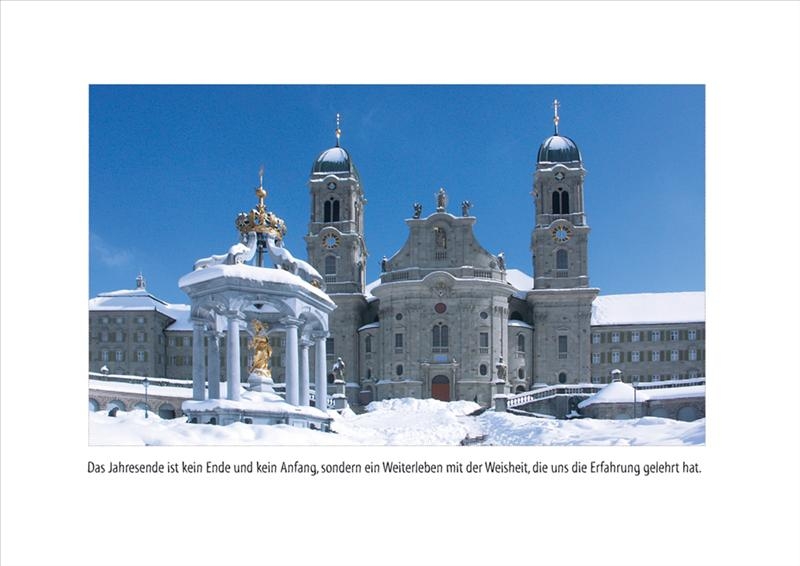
xmin=2 ymin=2 xmax=799 ymax=566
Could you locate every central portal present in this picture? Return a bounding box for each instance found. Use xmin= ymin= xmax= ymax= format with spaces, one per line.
xmin=431 ymin=375 xmax=450 ymax=402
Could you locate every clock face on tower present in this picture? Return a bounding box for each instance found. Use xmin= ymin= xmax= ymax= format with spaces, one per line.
xmin=327 ymin=181 xmax=337 ymax=190
xmin=551 ymin=223 xmax=572 ymax=243
xmin=323 ymin=233 xmax=340 ymax=249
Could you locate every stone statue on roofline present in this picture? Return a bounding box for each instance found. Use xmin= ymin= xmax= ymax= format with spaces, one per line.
xmin=332 ymin=356 xmax=346 ymax=382
xmin=461 ymin=200 xmax=472 ymax=217
xmin=413 ymin=202 xmax=422 ymax=219
xmin=436 ymin=187 xmax=447 ymax=212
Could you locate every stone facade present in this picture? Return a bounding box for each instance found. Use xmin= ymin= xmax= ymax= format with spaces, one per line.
xmin=89 ymin=116 xmax=705 ymax=409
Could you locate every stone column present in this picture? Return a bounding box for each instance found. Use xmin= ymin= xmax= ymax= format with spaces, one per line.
xmin=314 ymin=332 xmax=328 ymax=413
xmin=226 ymin=316 xmax=242 ymax=401
xmin=207 ymin=332 xmax=221 ymax=399
xmin=283 ymin=318 xmax=300 ymax=406
xmin=299 ymin=338 xmax=312 ymax=406
xmin=192 ymin=322 xmax=206 ymax=401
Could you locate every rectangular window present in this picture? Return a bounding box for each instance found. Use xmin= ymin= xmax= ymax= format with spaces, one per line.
xmin=632 ymin=351 xmax=641 ymax=362
xmin=591 ymin=353 xmax=600 ymax=365
xmin=591 ymin=375 xmax=602 ymax=384
xmin=101 ymin=350 xmax=109 ymax=362
xmin=115 ymin=351 xmax=123 ymax=362
xmin=100 ymin=316 xmax=109 ymax=324
xmin=689 ymin=370 xmax=699 ymax=379
xmin=611 ymin=351 xmax=621 ymax=363
xmin=100 ymin=331 xmax=109 ymax=342
xmin=630 ymin=375 xmax=640 ymax=383
xmin=479 ymin=332 xmax=489 ymax=353
xmin=558 ymin=335 xmax=568 ymax=359
xmin=688 ymin=329 xmax=697 ymax=341
xmin=689 ymin=348 xmax=697 ymax=361
xmin=168 ymin=336 xmax=176 ymax=347
xmin=136 ymin=351 xmax=146 ymax=362
xmin=115 ymin=331 xmax=124 ymax=342
xmin=135 ymin=316 xmax=145 ymax=324
xmin=652 ymin=374 xmax=661 ymax=382
xmin=115 ymin=317 xmax=123 ymax=324
xmin=611 ymin=332 xmax=620 ymax=343
xmin=670 ymin=330 xmax=680 ymax=341
xmin=631 ymin=331 xmax=640 ymax=342
xmin=651 ymin=330 xmax=661 ymax=342
xmin=670 ymin=350 xmax=679 ymax=361
xmin=651 ymin=351 xmax=661 ymax=362
xmin=326 ymin=338 xmax=334 ymax=356
xmin=591 ymin=333 xmax=600 ymax=344
xmin=394 ymin=333 xmax=404 ymax=352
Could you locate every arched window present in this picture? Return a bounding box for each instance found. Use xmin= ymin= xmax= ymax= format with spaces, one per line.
xmin=365 ymin=335 xmax=372 ymax=353
xmin=556 ymin=249 xmax=568 ymax=270
xmin=434 ymin=227 xmax=447 ymax=249
xmin=366 ymin=368 xmax=372 ymax=380
xmin=479 ymin=364 xmax=488 ymax=376
xmin=561 ymin=190 xmax=570 ymax=214
xmin=432 ymin=323 xmax=449 ymax=352
xmin=324 ymin=255 xmax=337 ymax=275
xmin=517 ymin=333 xmax=525 ymax=353
xmin=558 ymin=372 xmax=567 ymax=384
xmin=517 ymin=368 xmax=525 ymax=380
xmin=552 ymin=191 xmax=561 ymax=214
xmin=396 ymin=364 xmax=404 ymax=376
xmin=323 ymin=200 xmax=332 ymax=223
xmin=332 ymin=200 xmax=340 ymax=222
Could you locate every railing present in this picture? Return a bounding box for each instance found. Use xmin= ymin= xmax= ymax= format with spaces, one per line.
xmin=474 ymin=270 xmax=492 ymax=279
xmin=507 ymin=384 xmax=603 ymax=408
xmin=507 ymin=377 xmax=705 ymax=409
xmin=88 ymin=371 xmax=192 ymax=388
xmin=635 ymin=377 xmax=705 ymax=389
xmin=555 ymin=269 xmax=569 ymax=278
xmin=308 ymin=390 xmax=336 ymax=409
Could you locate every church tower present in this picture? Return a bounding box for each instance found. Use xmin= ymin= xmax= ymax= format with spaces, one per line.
xmin=527 ymin=101 xmax=599 ymax=385
xmin=304 ymin=114 xmax=368 ymax=294
xmin=305 ymin=115 xmax=369 ymax=396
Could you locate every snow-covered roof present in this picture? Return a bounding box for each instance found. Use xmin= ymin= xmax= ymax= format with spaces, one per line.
xmin=578 ymin=380 xmax=647 ymax=408
xmin=89 ymin=288 xmax=191 ymax=329
xmin=178 ymin=264 xmax=334 ymax=306
xmin=505 ymin=268 xmax=533 ymax=296
xmin=591 ymin=291 xmax=705 ymax=326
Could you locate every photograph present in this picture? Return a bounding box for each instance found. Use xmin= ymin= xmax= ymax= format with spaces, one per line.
xmin=88 ymin=85 xmax=705 ymax=445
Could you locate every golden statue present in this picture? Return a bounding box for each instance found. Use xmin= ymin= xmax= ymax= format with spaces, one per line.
xmin=248 ymin=320 xmax=272 ymax=378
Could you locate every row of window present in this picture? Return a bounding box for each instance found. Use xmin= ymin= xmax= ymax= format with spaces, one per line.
xmin=591 ymin=371 xmax=701 ymax=383
xmin=592 ymin=349 xmax=701 ymax=364
xmin=365 ymin=363 xmax=527 ymax=380
xmin=96 ymin=316 xmax=147 ymax=325
xmin=592 ymin=329 xmax=700 ymax=344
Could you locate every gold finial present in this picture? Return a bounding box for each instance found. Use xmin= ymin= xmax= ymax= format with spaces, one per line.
xmin=553 ymin=99 xmax=560 ymax=135
xmin=335 ymin=113 xmax=341 ymax=147
xmin=256 ymin=165 xmax=267 ymax=204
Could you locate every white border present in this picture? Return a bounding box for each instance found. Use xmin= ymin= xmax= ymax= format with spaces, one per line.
xmin=2 ymin=2 xmax=799 ymax=566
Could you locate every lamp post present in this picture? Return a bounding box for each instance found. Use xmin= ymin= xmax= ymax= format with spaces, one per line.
xmin=143 ymin=377 xmax=149 ymax=419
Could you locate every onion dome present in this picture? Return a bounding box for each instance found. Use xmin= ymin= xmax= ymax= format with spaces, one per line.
xmin=537 ymin=134 xmax=581 ymax=163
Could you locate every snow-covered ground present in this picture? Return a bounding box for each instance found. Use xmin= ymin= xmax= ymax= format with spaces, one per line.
xmin=89 ymin=397 xmax=705 ymax=446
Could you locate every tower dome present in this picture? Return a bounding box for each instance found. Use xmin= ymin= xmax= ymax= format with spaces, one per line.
xmin=311 ymin=146 xmax=357 ymax=176
xmin=537 ymin=134 xmax=581 ymax=164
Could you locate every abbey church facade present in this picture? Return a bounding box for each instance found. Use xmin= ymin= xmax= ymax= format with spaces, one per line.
xmin=89 ymin=110 xmax=705 ymax=409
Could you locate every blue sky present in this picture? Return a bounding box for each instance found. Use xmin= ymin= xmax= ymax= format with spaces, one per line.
xmin=89 ymin=85 xmax=704 ymax=303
